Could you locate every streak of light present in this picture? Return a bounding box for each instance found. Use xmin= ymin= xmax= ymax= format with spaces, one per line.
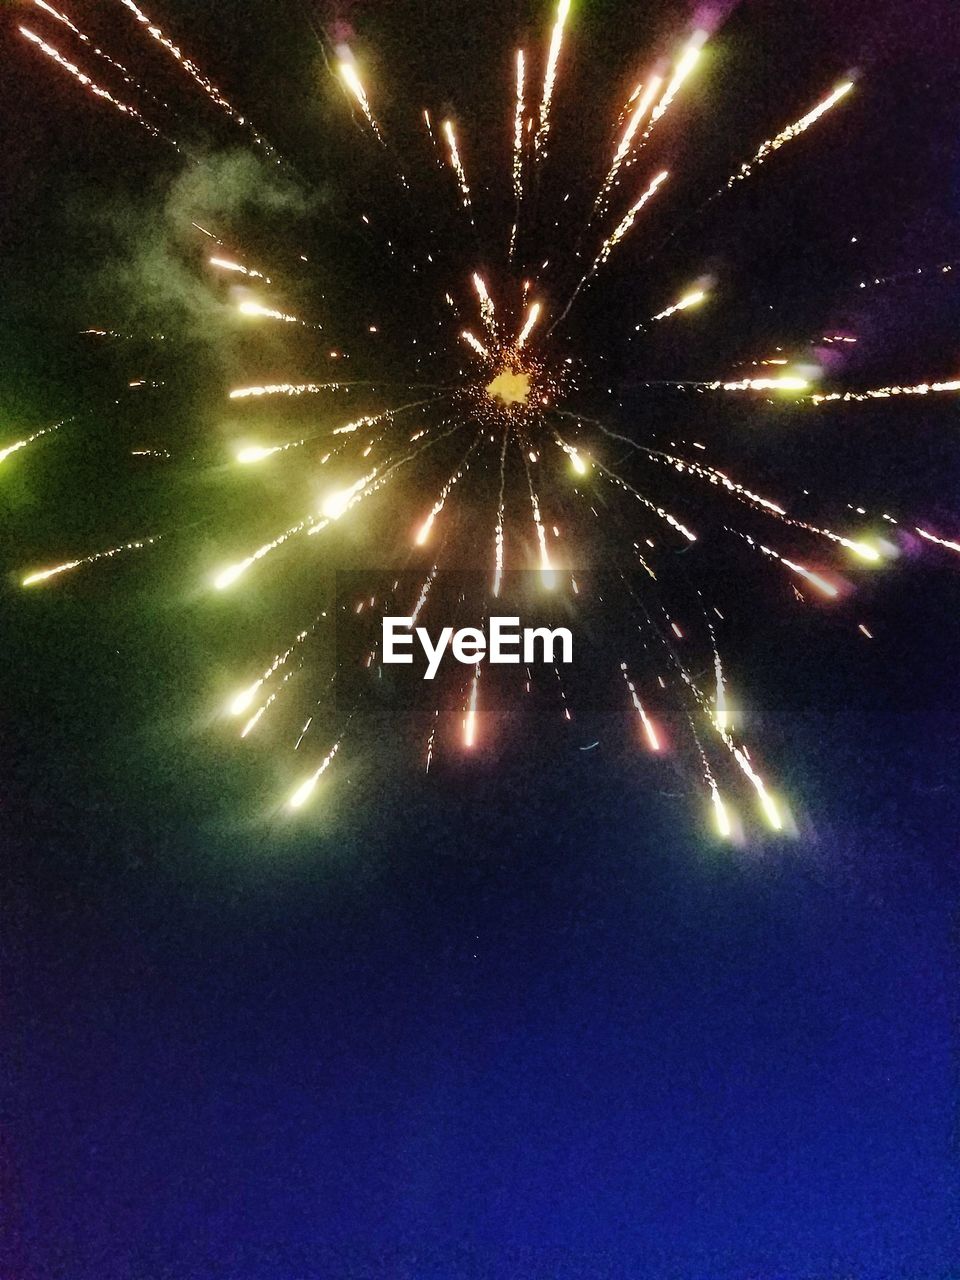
xmin=725 ymin=81 xmax=853 ymax=190
xmin=288 ymin=738 xmax=341 ymax=809
xmin=535 ymin=0 xmax=571 ymax=158
xmin=810 ymin=379 xmax=960 ymax=404
xmin=19 ymin=27 xmax=172 ymax=147
xmin=464 ymin=664 xmax=480 ymax=747
xmin=116 ymin=0 xmax=273 ymax=155
xmin=461 ymin=329 xmax=490 ymax=359
xmin=593 ymin=77 xmax=661 ymax=212
xmin=210 ymin=256 xmax=271 ymax=283
xmin=23 ymin=535 xmax=160 ymax=586
xmin=443 ymin=118 xmax=472 ymax=209
xmin=509 ymin=49 xmax=526 ymax=257
xmin=621 ymin=662 xmax=660 ymax=750
xmin=916 ymin=526 xmax=960 ymax=556
xmin=516 ymin=300 xmax=542 ymax=348
xmin=0 ymin=418 xmax=67 ymax=464
xmin=651 ymin=288 xmax=706 ymax=321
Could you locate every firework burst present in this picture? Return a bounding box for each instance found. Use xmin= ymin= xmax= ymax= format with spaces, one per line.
xmin=6 ymin=1 xmax=959 ymax=839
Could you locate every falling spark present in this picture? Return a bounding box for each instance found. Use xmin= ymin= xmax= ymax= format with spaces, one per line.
xmin=33 ymin=0 xmax=166 ymax=107
xmin=730 ymin=529 xmax=838 ymax=597
xmin=916 ymin=526 xmax=960 ymax=556
xmin=461 ymin=329 xmax=490 ymax=359
xmin=415 ymin=435 xmax=479 ymax=544
xmin=339 ymin=60 xmax=385 ymax=144
xmin=645 ymin=37 xmax=703 ymax=134
xmin=601 ymin=170 xmax=671 ymax=267
xmin=652 ymin=288 xmax=706 ymax=321
xmin=116 ymin=0 xmax=273 ymax=155
xmin=229 ymin=626 xmax=313 ymax=727
xmin=725 ymin=81 xmax=853 ymax=190
xmin=210 ymin=256 xmax=271 ymax=283
xmin=810 ymin=379 xmax=960 ymax=404
xmin=443 ymin=119 xmax=472 ymax=209
xmin=238 ymin=300 xmax=308 ymax=326
xmin=19 ymin=27 xmax=171 ymax=147
xmin=23 ymin=535 xmax=160 ymax=586
xmin=214 ymin=514 xmax=325 ymax=588
xmin=288 ymin=738 xmax=342 ymax=809
xmin=594 ymin=77 xmax=661 ymax=212
xmin=322 ymin=468 xmax=379 ymax=520
xmin=0 ymin=418 xmax=67 ymax=465
xmin=228 ymin=382 xmax=352 ymax=400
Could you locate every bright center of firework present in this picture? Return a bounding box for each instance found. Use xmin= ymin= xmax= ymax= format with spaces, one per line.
xmin=486 ymin=367 xmax=531 ymax=407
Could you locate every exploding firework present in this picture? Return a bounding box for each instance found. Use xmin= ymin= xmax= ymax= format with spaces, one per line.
xmin=6 ymin=0 xmax=959 ymax=839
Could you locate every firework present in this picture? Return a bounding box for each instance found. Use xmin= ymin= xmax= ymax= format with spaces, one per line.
xmin=13 ymin=0 xmax=956 ymax=841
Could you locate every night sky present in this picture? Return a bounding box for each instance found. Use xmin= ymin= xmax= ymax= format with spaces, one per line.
xmin=3 ymin=1 xmax=960 ymax=1277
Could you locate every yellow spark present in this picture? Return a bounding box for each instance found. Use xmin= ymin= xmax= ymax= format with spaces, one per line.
xmin=238 ymin=300 xmax=299 ymax=324
xmin=595 ymin=170 xmax=669 ymax=270
xmin=727 ymin=81 xmax=853 ymax=189
xmin=339 ymin=59 xmax=385 ymax=143
xmin=322 ymin=471 xmax=375 ymax=521
xmin=210 ymin=256 xmax=270 ymax=283
xmin=509 ymin=49 xmax=526 ymax=255
xmin=229 ymin=382 xmax=335 ymax=400
xmin=516 ymin=300 xmax=542 ymax=348
xmin=22 ymin=535 xmax=159 ymax=586
xmin=461 ymin=329 xmax=490 ymax=359
xmin=536 ymin=0 xmax=571 ymax=157
xmin=228 ymin=627 xmax=311 ymax=721
xmin=652 ymin=288 xmax=706 ymax=321
xmin=557 ymin=439 xmax=588 ymax=474
xmin=214 ymin=515 xmax=322 ymax=588
xmin=415 ymin=440 xmax=477 ymax=545
xmin=472 ymin=273 xmax=497 ymax=335
xmin=230 ymin=682 xmax=261 ymax=716
xmin=288 ymin=739 xmax=341 ymax=810
xmin=846 ymin=540 xmax=879 ymax=562
xmin=649 ymin=37 xmax=703 ymax=129
xmin=720 ymin=375 xmax=809 ymax=392
xmin=443 ymin=119 xmax=472 ymax=208
xmin=116 ymin=0 xmax=272 ymax=153
xmin=595 ymin=77 xmax=662 ymax=208
xmin=714 ymin=654 xmax=728 ymax=732
xmin=712 ymin=790 xmax=732 ymax=838
xmin=19 ymin=26 xmax=166 ymax=144
xmin=236 ymin=444 xmax=283 ymax=464
xmin=0 ymin=418 xmax=65 ymax=464
xmin=810 ymin=378 xmax=960 ymax=404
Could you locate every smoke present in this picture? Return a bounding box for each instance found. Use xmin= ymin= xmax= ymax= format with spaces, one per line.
xmin=85 ymin=149 xmax=308 ymax=360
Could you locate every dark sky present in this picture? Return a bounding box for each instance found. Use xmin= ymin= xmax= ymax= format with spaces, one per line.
xmin=3 ymin=1 xmax=960 ymax=1277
